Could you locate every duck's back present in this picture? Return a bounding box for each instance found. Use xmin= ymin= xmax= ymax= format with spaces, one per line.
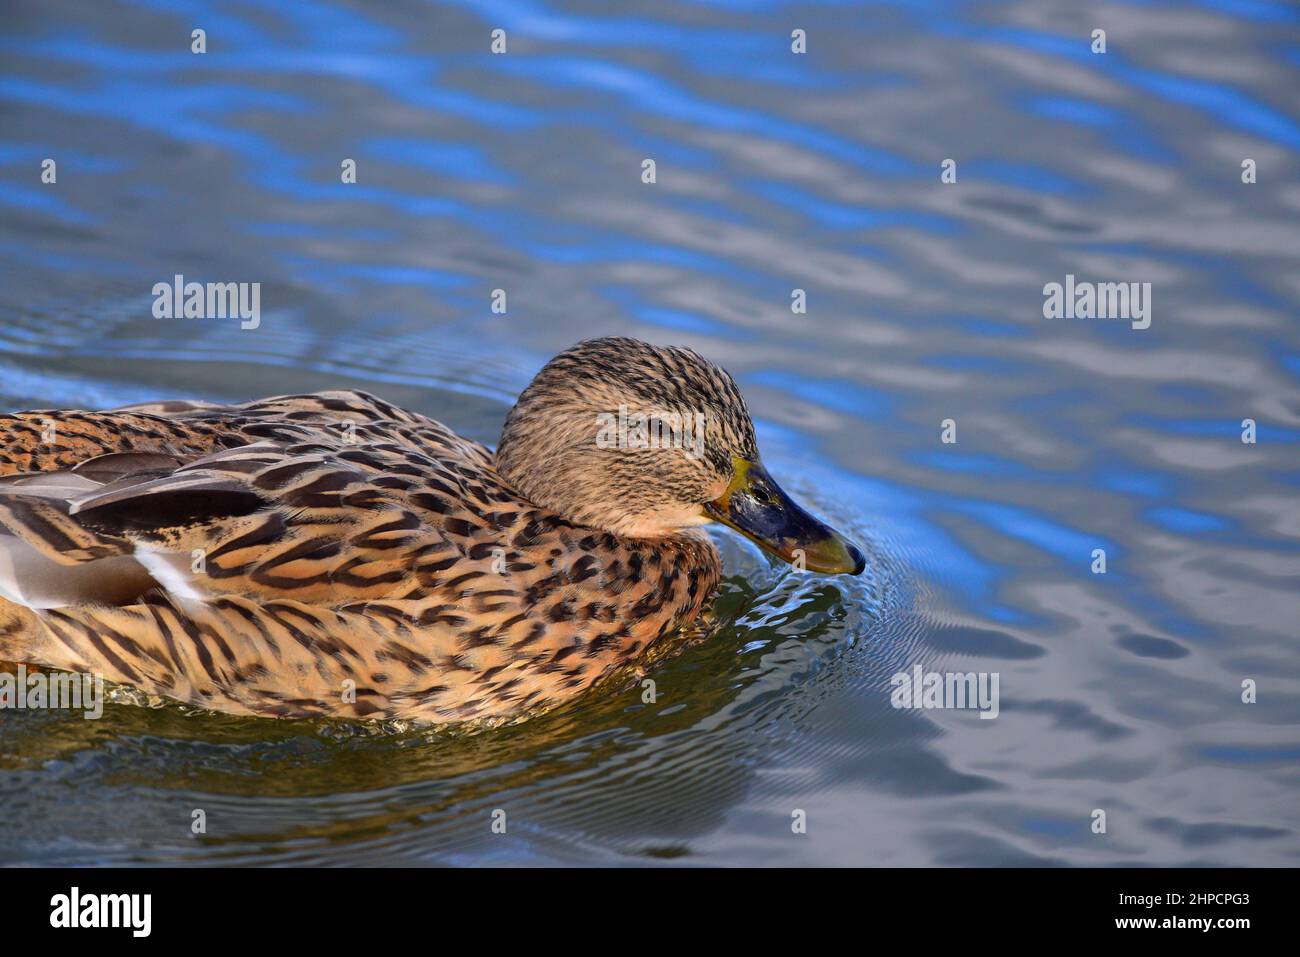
xmin=0 ymin=391 xmax=720 ymax=722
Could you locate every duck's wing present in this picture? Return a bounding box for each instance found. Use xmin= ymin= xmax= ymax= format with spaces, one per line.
xmin=0 ymin=438 xmax=491 ymax=606
xmin=0 ymin=436 xmax=537 ymax=720
xmin=0 ymin=390 xmax=510 ymax=612
xmin=0 ymin=389 xmax=535 ymax=719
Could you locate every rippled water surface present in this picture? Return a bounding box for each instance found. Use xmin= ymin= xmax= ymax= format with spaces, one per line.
xmin=1 ymin=0 xmax=1299 ymax=866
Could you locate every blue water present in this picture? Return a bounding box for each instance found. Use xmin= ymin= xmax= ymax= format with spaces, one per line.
xmin=1 ymin=0 xmax=1298 ymax=866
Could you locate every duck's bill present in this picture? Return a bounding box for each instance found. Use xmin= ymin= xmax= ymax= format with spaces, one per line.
xmin=704 ymin=460 xmax=865 ymax=575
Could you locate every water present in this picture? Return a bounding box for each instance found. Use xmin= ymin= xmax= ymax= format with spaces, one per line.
xmin=1 ymin=0 xmax=1298 ymax=866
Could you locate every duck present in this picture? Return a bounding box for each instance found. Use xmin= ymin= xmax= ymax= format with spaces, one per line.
xmin=0 ymin=337 xmax=864 ymax=724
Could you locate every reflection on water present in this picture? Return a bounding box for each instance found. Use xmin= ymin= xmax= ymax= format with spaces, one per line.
xmin=1 ymin=0 xmax=1298 ymax=866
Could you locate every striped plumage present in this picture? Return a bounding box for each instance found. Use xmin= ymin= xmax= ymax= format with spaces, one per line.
xmin=0 ymin=338 xmax=861 ymax=724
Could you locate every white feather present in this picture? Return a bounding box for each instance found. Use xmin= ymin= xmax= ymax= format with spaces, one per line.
xmin=134 ymin=546 xmax=206 ymax=603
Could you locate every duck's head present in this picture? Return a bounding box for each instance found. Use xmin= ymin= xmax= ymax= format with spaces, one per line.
xmin=495 ymin=337 xmax=865 ymax=575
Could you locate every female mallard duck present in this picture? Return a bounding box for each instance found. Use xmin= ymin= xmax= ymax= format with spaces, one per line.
xmin=0 ymin=337 xmax=863 ymax=724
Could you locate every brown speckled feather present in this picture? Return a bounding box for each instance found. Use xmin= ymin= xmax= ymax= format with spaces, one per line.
xmin=0 ymin=389 xmax=720 ymax=723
